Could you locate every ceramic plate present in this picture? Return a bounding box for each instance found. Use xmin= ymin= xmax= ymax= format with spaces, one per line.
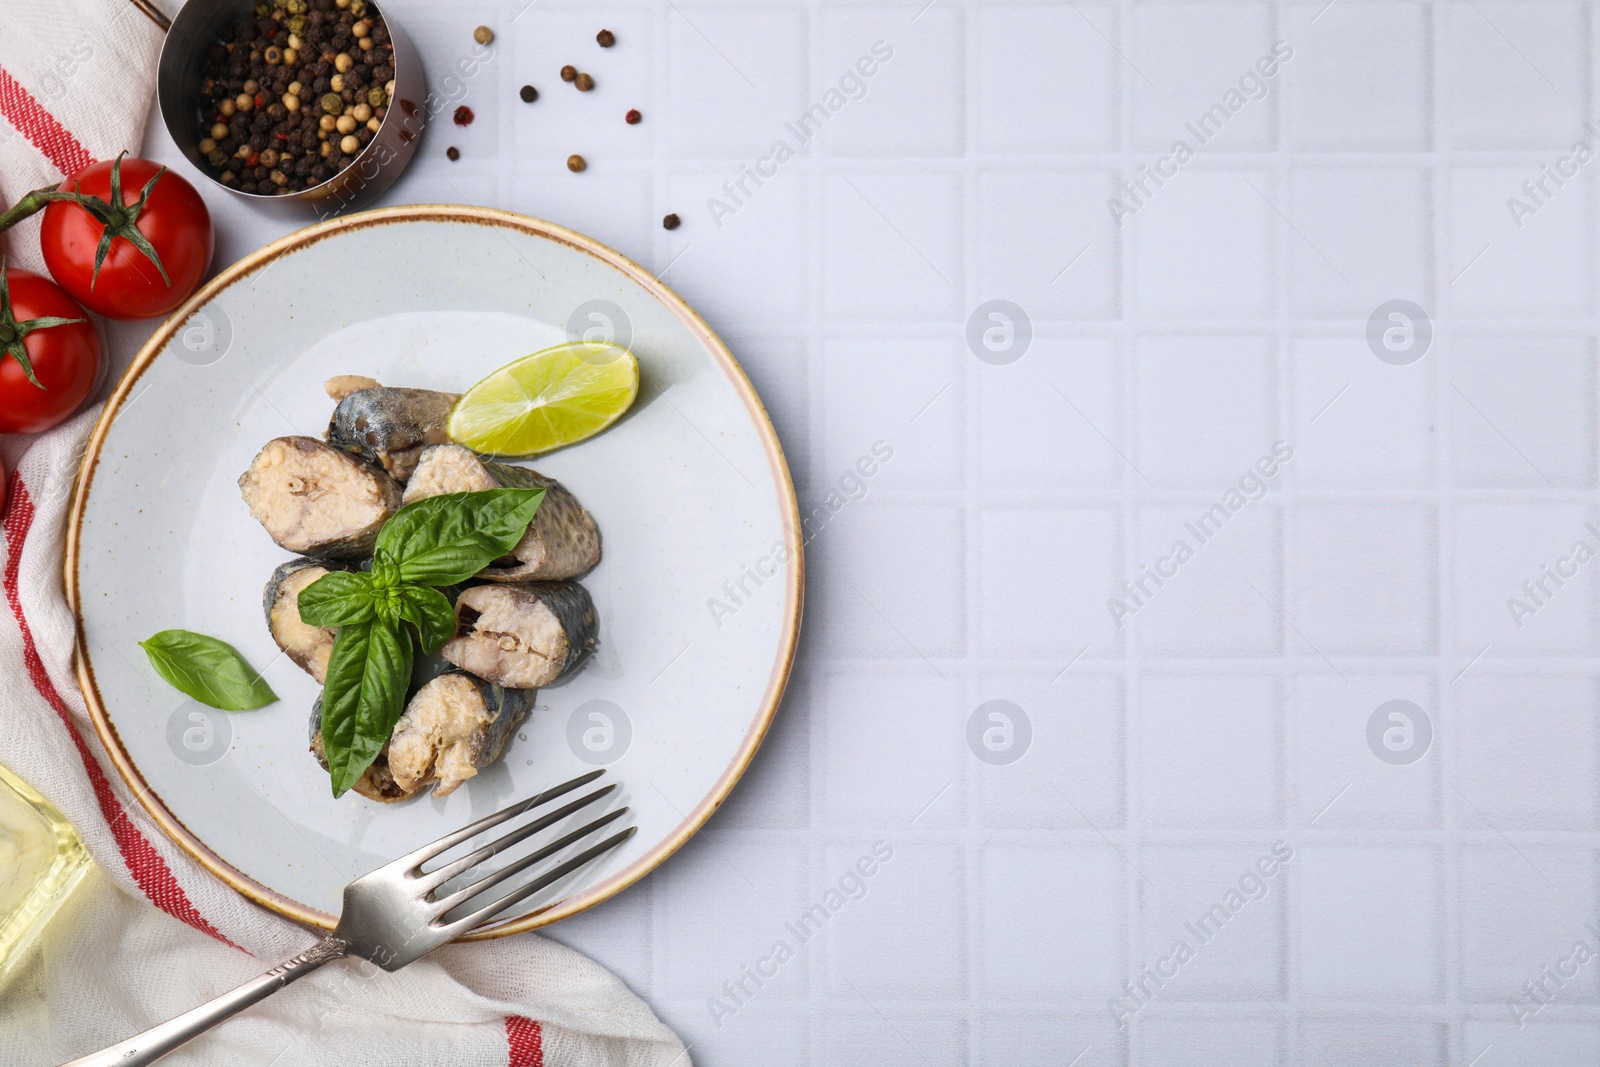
xmin=67 ymin=205 xmax=803 ymax=936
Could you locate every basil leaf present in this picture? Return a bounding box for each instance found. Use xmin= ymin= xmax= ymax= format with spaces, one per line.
xmin=320 ymin=619 xmax=414 ymax=798
xmin=374 ymin=488 xmax=545 ymax=586
xmin=297 ymin=571 xmax=377 ymax=628
xmin=394 ymin=584 xmax=458 ymax=654
xmin=139 ymin=630 xmax=278 ymax=711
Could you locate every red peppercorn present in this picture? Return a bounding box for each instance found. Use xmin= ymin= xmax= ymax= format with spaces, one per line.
xmin=625 ymin=108 xmax=641 ymax=124
xmin=453 ymin=105 xmax=474 ymax=126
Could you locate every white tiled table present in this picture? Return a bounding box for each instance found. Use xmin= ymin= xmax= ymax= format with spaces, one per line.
xmin=132 ymin=1 xmax=1600 ymax=1063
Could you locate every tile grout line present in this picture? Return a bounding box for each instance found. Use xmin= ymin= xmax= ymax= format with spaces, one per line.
xmin=959 ymin=2 xmax=983 ymax=1057
xmin=802 ymin=0 xmax=822 ymax=1044
xmin=1273 ymin=0 xmax=1302 ymax=1049
xmin=1114 ymin=0 xmax=1142 ymax=1061
xmin=1430 ymin=1 xmax=1464 ymax=1058
xmin=1273 ymin=0 xmax=1308 ymax=1054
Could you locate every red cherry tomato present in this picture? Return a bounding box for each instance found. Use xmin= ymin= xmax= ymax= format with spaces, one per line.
xmin=40 ymin=155 xmax=213 ymax=320
xmin=0 ymin=269 xmax=102 ymax=434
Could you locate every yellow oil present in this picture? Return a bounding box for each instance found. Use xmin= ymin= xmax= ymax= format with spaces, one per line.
xmin=0 ymin=763 xmax=90 ymax=980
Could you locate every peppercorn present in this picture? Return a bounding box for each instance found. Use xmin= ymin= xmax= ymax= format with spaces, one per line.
xmin=560 ymin=64 xmax=577 ymax=82
xmin=196 ymin=0 xmax=395 ymax=194
xmin=625 ymin=108 xmax=641 ymax=124
xmin=340 ymin=133 xmax=360 ymax=154
xmin=567 ymin=154 xmax=586 ymax=172
xmin=662 ymin=213 xmax=681 ymax=230
xmin=520 ymin=84 xmax=538 ymax=103
xmin=453 ymin=105 xmax=474 ymax=126
xmin=575 ymin=72 xmax=594 ymax=91
xmin=446 ymin=146 xmax=460 ymax=161
xmin=474 ymin=25 xmax=494 ymax=45
xmin=597 ymin=28 xmax=615 ymax=47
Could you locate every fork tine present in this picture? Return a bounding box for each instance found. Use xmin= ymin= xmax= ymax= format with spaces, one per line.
xmin=416 ymin=785 xmax=617 ymax=893
xmin=440 ymin=826 xmax=637 ymax=934
xmin=389 ymin=769 xmax=606 ymax=872
xmin=431 ymin=807 xmax=630 ymax=915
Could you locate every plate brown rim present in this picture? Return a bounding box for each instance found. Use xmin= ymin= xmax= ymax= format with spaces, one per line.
xmin=64 ymin=203 xmax=804 ymax=939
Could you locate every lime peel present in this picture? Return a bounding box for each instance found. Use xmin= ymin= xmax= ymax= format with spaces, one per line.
xmin=448 ymin=341 xmax=639 ymax=456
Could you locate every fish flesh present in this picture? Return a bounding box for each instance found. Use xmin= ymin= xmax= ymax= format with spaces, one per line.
xmin=311 ymin=673 xmax=532 ymax=801
xmin=326 ymin=385 xmax=459 ymax=482
xmin=441 ymin=581 xmax=597 ymax=689
xmin=309 ymin=697 xmax=416 ymax=803
xmin=403 ymin=443 xmax=601 ymax=581
xmin=323 ymin=374 xmax=382 ymax=402
xmin=239 ymin=436 xmax=401 ymax=559
xmin=264 ymin=558 xmax=352 ymax=684
xmin=387 ymin=671 xmax=534 ymax=797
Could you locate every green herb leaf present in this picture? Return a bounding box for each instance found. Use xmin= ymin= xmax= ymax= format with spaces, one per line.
xmin=375 ymin=488 xmax=545 ymax=587
xmin=394 ymin=584 xmax=458 ymax=654
xmin=319 ymin=619 xmax=414 ymax=797
xmin=139 ymin=630 xmax=278 ymax=711
xmin=297 ymin=570 xmax=378 ymax=628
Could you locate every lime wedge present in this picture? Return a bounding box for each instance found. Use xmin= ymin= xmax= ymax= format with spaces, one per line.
xmin=448 ymin=341 xmax=639 ymax=456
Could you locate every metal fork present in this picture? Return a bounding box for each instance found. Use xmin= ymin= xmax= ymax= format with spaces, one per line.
xmin=60 ymin=769 xmax=634 ymax=1067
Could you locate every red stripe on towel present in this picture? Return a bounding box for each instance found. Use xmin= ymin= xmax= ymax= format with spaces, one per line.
xmin=505 ymin=1015 xmax=544 ymax=1067
xmin=0 ymin=64 xmax=94 ymax=177
xmin=3 ymin=475 xmax=242 ymax=952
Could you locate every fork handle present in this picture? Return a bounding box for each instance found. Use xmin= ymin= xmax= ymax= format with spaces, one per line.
xmin=56 ymin=936 xmax=350 ymax=1067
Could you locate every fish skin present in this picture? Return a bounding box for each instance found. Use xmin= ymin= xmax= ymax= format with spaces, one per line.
xmin=239 ymin=436 xmax=401 ymax=559
xmin=387 ymin=671 xmax=535 ymax=797
xmin=442 ymin=580 xmax=598 ymax=689
xmin=263 ymin=557 xmax=354 ymax=684
xmin=480 ymin=460 xmax=602 ymax=581
xmin=326 ymin=387 xmax=459 ymax=483
xmin=308 ymin=696 xmax=416 ymax=803
xmin=405 ymin=443 xmax=601 ymax=580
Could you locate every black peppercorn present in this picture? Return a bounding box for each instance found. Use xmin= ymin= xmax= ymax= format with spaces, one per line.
xmin=195 ymin=0 xmax=395 ymax=194
xmin=597 ymin=29 xmax=615 ymax=47
xmin=663 ymin=213 xmax=680 ymax=230
xmin=446 ymin=146 xmax=460 ymax=161
xmin=520 ymin=84 xmax=538 ymax=103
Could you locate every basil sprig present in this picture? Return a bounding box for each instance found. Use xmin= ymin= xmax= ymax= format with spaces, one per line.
xmin=300 ymin=488 xmax=545 ymax=797
xmin=139 ymin=630 xmax=279 ymax=711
